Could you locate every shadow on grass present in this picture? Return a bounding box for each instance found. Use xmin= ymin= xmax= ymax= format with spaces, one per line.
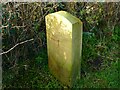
xmin=3 ymin=47 xmax=118 ymax=88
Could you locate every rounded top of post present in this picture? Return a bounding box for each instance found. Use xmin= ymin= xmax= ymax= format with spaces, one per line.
xmin=46 ymin=11 xmax=82 ymax=24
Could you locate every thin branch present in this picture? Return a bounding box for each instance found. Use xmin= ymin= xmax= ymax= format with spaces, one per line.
xmin=12 ymin=25 xmax=26 ymax=29
xmin=0 ymin=25 xmax=9 ymax=28
xmin=1 ymin=25 xmax=26 ymax=29
xmin=0 ymin=38 xmax=34 ymax=56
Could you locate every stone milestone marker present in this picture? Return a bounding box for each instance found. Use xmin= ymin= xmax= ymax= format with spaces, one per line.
xmin=45 ymin=11 xmax=82 ymax=87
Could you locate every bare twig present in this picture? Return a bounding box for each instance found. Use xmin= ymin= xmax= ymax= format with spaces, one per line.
xmin=0 ymin=25 xmax=9 ymax=29
xmin=0 ymin=38 xmax=34 ymax=55
xmin=1 ymin=25 xmax=26 ymax=29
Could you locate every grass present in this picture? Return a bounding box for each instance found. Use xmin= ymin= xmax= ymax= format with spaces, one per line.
xmin=2 ymin=26 xmax=119 ymax=88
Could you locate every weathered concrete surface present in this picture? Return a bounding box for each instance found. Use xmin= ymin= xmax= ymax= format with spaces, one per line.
xmin=45 ymin=11 xmax=82 ymax=87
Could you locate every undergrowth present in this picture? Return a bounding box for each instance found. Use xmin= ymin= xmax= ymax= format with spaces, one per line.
xmin=2 ymin=26 xmax=119 ymax=88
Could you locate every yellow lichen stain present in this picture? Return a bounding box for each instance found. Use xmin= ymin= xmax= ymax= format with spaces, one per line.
xmin=52 ymin=31 xmax=55 ymax=35
xmin=64 ymin=52 xmax=67 ymax=60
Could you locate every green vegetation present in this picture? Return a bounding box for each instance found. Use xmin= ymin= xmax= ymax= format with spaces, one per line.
xmin=2 ymin=2 xmax=119 ymax=88
xmin=3 ymin=26 xmax=119 ymax=88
